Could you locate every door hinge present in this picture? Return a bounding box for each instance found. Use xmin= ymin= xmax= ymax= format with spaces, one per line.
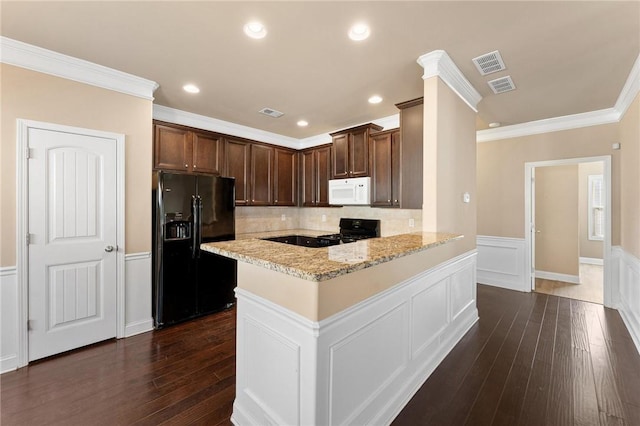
xmin=26 ymin=148 xmax=33 ymax=159
xmin=26 ymin=233 xmax=33 ymax=245
xmin=27 ymin=320 xmax=33 ymax=331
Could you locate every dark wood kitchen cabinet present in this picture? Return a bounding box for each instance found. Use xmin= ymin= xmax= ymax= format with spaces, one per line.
xmin=225 ymin=138 xmax=251 ymax=205
xmin=249 ymin=144 xmax=274 ymax=206
xmin=370 ymin=128 xmax=401 ymax=207
xmin=395 ymin=98 xmax=423 ymax=209
xmin=330 ymin=123 xmax=382 ymax=179
xmin=153 ymin=121 xmax=224 ymax=174
xmin=273 ymin=148 xmax=297 ymax=206
xmin=301 ymin=144 xmax=331 ymax=207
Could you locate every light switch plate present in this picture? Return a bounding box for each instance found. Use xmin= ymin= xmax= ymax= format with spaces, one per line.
xmin=463 ymin=192 xmax=471 ymax=203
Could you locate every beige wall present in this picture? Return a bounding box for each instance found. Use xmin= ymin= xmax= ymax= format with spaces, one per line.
xmin=578 ymin=162 xmax=604 ymax=259
xmin=422 ymin=77 xmax=477 ymax=256
xmin=0 ymin=64 xmax=153 ymax=266
xmin=535 ymin=165 xmax=579 ymax=276
xmin=477 ymin=123 xmax=621 ymax=245
xmin=620 ymin=94 xmax=640 ymax=259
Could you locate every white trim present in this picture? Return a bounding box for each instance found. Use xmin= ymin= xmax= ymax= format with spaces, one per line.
xmin=417 ymin=50 xmax=482 ymax=112
xmin=232 ymin=250 xmax=478 ymax=425
xmin=154 ymin=104 xmax=400 ymax=151
xmin=580 ymin=257 xmax=604 ymax=266
xmin=476 ymin=236 xmax=528 ymax=292
xmin=613 ymin=247 xmax=640 ymax=355
xmin=16 ymin=119 xmax=126 ymax=368
xmin=153 ymin=104 xmax=302 ymax=149
xmin=1 ymin=267 xmax=18 ymax=373
xmin=477 ymin=53 xmax=640 ymax=143
xmin=0 ymin=36 xmax=158 ymax=100
xmin=124 ymin=252 xmax=153 ymax=337
xmin=614 ymin=54 xmax=640 ymax=119
xmin=477 ymin=108 xmax=619 ymax=142
xmin=535 ymin=270 xmax=580 ymax=285
xmin=524 ymin=156 xmax=612 ymax=306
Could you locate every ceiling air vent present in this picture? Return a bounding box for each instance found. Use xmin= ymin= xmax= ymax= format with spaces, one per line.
xmin=258 ymin=107 xmax=284 ymax=118
xmin=488 ymin=76 xmax=516 ymax=94
xmin=472 ymin=50 xmax=506 ymax=76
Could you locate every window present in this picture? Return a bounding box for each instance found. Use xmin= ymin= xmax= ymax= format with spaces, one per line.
xmin=588 ymin=175 xmax=604 ymax=241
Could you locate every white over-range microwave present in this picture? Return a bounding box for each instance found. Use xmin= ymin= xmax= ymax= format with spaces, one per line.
xmin=328 ymin=177 xmax=371 ymax=205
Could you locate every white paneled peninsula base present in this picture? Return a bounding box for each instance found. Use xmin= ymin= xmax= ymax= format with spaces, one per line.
xmin=202 ymin=232 xmax=478 ymax=426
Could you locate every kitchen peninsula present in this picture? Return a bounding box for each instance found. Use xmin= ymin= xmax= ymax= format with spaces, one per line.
xmin=202 ymin=230 xmax=479 ymax=425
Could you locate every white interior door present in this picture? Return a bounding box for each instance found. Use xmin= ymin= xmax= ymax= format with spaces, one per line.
xmin=530 ymin=167 xmax=536 ymax=290
xmin=28 ymin=127 xmax=118 ymax=361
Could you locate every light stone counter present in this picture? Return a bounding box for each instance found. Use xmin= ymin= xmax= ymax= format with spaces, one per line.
xmin=202 ymin=231 xmax=462 ymax=282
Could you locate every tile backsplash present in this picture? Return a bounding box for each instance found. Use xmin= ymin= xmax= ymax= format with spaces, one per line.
xmin=236 ymin=206 xmax=422 ymax=236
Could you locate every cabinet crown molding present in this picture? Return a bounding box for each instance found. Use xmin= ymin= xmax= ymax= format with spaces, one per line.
xmin=417 ymin=50 xmax=482 ymax=113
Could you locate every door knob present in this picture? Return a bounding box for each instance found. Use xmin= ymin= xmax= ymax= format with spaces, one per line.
xmin=105 ymin=245 xmax=114 ymax=252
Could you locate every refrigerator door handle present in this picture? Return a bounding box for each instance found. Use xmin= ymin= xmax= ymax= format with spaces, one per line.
xmin=191 ymin=195 xmax=198 ymax=259
xmin=196 ymin=195 xmax=203 ymax=259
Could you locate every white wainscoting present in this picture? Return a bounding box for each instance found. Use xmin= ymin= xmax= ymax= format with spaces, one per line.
xmin=1 ymin=266 xmax=18 ymax=373
xmin=476 ymin=236 xmax=528 ymax=292
xmin=124 ymin=252 xmax=153 ymax=337
xmin=614 ymin=246 xmax=640 ymax=354
xmin=1 ymin=254 xmax=152 ymax=374
xmin=232 ymin=250 xmax=478 ymax=426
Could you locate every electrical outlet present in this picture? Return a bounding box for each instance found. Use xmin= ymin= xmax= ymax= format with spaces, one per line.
xmin=281 ymin=214 xmax=286 ymax=221
xmin=321 ymin=214 xmax=327 ymax=222
xmin=409 ymin=218 xmax=415 ymax=228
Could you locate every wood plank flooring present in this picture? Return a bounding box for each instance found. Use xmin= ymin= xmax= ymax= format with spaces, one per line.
xmin=2 ymin=285 xmax=639 ymax=426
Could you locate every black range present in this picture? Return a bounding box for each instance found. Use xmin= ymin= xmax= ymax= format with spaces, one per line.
xmin=262 ymin=218 xmax=381 ymax=248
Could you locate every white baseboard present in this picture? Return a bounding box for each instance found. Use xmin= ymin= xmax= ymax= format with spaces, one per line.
xmin=580 ymin=257 xmax=604 ymax=266
xmin=614 ymin=247 xmax=640 ymax=355
xmin=535 ymin=270 xmax=580 ymax=284
xmin=476 ymin=236 xmax=528 ymax=292
xmin=1 ymin=266 xmax=18 ymax=374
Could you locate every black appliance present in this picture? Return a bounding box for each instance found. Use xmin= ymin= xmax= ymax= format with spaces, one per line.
xmin=318 ymin=218 xmax=381 ymax=243
xmin=262 ymin=218 xmax=381 ymax=248
xmin=152 ymin=171 xmax=237 ymax=328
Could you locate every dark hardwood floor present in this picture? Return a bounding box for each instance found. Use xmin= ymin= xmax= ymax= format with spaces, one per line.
xmin=2 ymin=285 xmax=639 ymax=425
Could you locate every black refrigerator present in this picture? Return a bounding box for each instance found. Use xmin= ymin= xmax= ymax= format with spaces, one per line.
xmin=152 ymin=171 xmax=237 ymax=328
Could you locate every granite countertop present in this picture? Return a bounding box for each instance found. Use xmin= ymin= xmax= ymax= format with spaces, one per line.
xmin=202 ymin=230 xmax=463 ymax=282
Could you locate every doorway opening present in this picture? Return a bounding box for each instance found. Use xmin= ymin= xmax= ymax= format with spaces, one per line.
xmin=525 ymin=156 xmax=612 ymax=307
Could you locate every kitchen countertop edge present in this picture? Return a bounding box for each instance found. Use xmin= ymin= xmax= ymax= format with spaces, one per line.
xmin=202 ymin=231 xmax=463 ymax=282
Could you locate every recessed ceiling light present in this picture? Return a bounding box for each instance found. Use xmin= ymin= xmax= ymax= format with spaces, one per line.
xmin=368 ymin=95 xmax=383 ymax=104
xmin=348 ymin=23 xmax=370 ymax=41
xmin=244 ymin=21 xmax=267 ymax=39
xmin=297 ymin=120 xmax=309 ymax=127
xmin=489 ymin=122 xmax=501 ymax=128
xmin=183 ymin=84 xmax=200 ymax=94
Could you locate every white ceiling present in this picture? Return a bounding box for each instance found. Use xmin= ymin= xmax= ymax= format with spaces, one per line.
xmin=2 ymin=1 xmax=638 ymax=139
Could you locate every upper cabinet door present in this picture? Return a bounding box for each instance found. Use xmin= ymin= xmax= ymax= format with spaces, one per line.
xmin=273 ymin=148 xmax=297 ymax=206
xmin=315 ymin=145 xmax=331 ymax=206
xmin=331 ymin=134 xmax=350 ymax=179
xmin=301 ymin=150 xmax=316 ymax=207
xmin=154 ymin=124 xmax=192 ymax=172
xmin=225 ymin=138 xmax=250 ymax=205
xmin=250 ymin=144 xmax=274 ymax=206
xmin=349 ymin=128 xmax=369 ymax=178
xmin=192 ymin=132 xmax=224 ymax=175
xmin=370 ymin=132 xmax=393 ymax=206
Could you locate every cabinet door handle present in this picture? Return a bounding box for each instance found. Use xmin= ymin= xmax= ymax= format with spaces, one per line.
xmin=193 ymin=164 xmax=197 ymax=168
xmin=184 ymin=164 xmax=189 ymax=168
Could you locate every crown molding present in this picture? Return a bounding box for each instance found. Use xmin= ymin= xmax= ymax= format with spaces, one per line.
xmin=298 ymin=114 xmax=399 ymax=150
xmin=477 ymin=53 xmax=640 ymax=143
xmin=153 ymin=105 xmax=302 ymax=149
xmin=476 ymin=108 xmax=620 ymax=142
xmin=0 ymin=37 xmax=159 ymax=100
xmin=417 ymin=50 xmax=482 ymax=112
xmin=614 ymin=53 xmax=640 ymax=118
